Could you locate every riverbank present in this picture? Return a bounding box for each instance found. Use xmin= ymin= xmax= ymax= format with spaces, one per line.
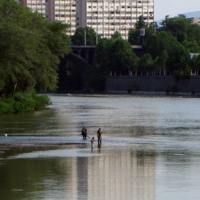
xmin=54 ymin=92 xmax=200 ymax=98
xmin=106 ymin=76 xmax=200 ymax=96
xmin=0 ymin=136 xmax=88 ymax=150
xmin=0 ymin=91 xmax=50 ymax=115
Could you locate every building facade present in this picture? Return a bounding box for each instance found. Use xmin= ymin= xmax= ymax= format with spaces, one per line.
xmin=189 ymin=17 xmax=200 ymax=26
xmin=19 ymin=0 xmax=154 ymax=39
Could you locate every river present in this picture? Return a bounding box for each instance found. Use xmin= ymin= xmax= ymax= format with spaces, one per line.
xmin=0 ymin=95 xmax=200 ymax=200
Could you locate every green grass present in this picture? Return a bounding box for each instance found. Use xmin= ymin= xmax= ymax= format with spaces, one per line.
xmin=0 ymin=90 xmax=50 ymax=114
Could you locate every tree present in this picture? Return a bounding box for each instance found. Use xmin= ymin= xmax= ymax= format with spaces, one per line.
xmin=128 ymin=29 xmax=140 ymax=45
xmin=139 ymin=53 xmax=154 ymax=75
xmin=157 ymin=31 xmax=178 ymax=55
xmin=164 ymin=15 xmax=191 ymax=43
xmin=95 ymin=38 xmax=114 ymax=72
xmin=167 ymin=42 xmax=190 ymax=74
xmin=144 ymin=34 xmax=159 ymax=59
xmin=189 ymin=55 xmax=200 ymax=72
xmin=145 ymin=25 xmax=155 ymax=41
xmin=145 ymin=31 xmax=178 ymax=59
xmin=182 ymin=40 xmax=200 ymax=53
xmin=129 ymin=24 xmax=154 ymax=46
xmin=108 ymin=38 xmax=137 ymax=74
xmin=0 ymin=0 xmax=71 ymax=97
xmin=135 ymin=15 xmax=145 ymax=29
xmin=188 ymin=24 xmax=200 ymax=44
xmin=95 ymin=37 xmax=139 ymax=75
xmin=112 ymin=31 xmax=122 ymax=39
xmin=150 ymin=22 xmax=158 ymax=28
xmin=154 ymin=50 xmax=168 ymax=75
xmin=71 ymin=26 xmax=99 ymax=45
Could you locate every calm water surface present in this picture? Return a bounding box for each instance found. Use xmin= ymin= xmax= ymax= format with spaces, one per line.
xmin=0 ymin=95 xmax=200 ymax=200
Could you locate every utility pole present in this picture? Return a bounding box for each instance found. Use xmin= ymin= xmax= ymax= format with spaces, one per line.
xmin=84 ymin=29 xmax=86 ymax=46
xmin=96 ymin=32 xmax=98 ymax=45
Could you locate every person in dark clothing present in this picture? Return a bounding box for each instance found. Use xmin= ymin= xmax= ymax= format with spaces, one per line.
xmin=97 ymin=128 xmax=102 ymax=144
xmin=81 ymin=126 xmax=87 ymax=139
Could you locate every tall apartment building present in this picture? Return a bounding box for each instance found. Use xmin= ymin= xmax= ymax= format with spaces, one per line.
xmin=19 ymin=0 xmax=154 ymax=40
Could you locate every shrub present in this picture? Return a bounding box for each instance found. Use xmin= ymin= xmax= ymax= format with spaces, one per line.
xmin=0 ymin=90 xmax=50 ymax=114
xmin=0 ymin=102 xmax=11 ymax=114
xmin=35 ymin=95 xmax=50 ymax=110
xmin=13 ymin=101 xmax=27 ymax=112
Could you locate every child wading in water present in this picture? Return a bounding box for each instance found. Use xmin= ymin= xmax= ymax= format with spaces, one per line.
xmin=91 ymin=137 xmax=95 ymax=148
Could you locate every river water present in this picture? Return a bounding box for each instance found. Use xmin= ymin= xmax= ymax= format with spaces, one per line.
xmin=0 ymin=95 xmax=200 ymax=200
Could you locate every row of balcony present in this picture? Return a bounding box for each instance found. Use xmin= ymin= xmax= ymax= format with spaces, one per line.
xmin=86 ymin=0 xmax=153 ymax=3
xmin=87 ymin=17 xmax=153 ymax=20
xmin=86 ymin=22 xmax=153 ymax=26
xmin=86 ymin=12 xmax=153 ymax=15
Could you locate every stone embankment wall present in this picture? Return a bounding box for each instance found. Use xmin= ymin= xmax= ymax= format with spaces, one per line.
xmin=106 ymin=76 xmax=200 ymax=94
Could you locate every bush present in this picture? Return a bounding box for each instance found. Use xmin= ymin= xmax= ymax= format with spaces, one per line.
xmin=0 ymin=90 xmax=50 ymax=114
xmin=13 ymin=101 xmax=27 ymax=112
xmin=0 ymin=102 xmax=11 ymax=114
xmin=35 ymin=95 xmax=50 ymax=110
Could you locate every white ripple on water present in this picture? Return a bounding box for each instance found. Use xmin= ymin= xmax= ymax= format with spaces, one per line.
xmin=7 ymin=148 xmax=103 ymax=159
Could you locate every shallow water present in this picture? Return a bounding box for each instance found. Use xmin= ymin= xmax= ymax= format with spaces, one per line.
xmin=0 ymin=95 xmax=200 ymax=200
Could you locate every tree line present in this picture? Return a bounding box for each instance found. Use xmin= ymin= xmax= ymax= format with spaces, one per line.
xmin=0 ymin=0 xmax=71 ymax=114
xmin=72 ymin=15 xmax=200 ymax=89
xmin=0 ymin=0 xmax=71 ymax=98
xmin=1 ymin=0 xmax=200 ymax=95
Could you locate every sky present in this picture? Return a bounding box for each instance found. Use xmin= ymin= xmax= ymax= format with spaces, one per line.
xmin=154 ymin=0 xmax=200 ymax=20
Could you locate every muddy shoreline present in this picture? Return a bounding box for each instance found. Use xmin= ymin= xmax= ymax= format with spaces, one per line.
xmin=0 ymin=142 xmax=86 ymax=150
xmin=0 ymin=136 xmax=89 ymax=150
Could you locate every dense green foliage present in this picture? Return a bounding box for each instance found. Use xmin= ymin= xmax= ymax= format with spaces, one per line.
xmin=93 ymin=15 xmax=200 ymax=79
xmin=70 ymin=15 xmax=200 ymax=81
xmin=0 ymin=0 xmax=71 ymax=98
xmin=71 ymin=26 xmax=100 ymax=45
xmin=96 ymin=34 xmax=139 ymax=75
xmin=112 ymin=31 xmax=122 ymax=39
xmin=127 ymin=15 xmax=200 ymax=77
xmin=0 ymin=90 xmax=50 ymax=114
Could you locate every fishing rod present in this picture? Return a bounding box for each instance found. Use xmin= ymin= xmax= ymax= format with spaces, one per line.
xmin=102 ymin=106 xmax=118 ymax=133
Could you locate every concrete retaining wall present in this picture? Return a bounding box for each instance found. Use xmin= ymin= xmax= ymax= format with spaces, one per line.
xmin=106 ymin=76 xmax=200 ymax=94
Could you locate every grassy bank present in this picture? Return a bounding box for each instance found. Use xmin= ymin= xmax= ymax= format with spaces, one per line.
xmin=0 ymin=90 xmax=50 ymax=115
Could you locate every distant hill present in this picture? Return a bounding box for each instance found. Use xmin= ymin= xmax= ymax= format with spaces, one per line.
xmin=182 ymin=10 xmax=200 ymax=18
xmin=156 ymin=10 xmax=200 ymax=26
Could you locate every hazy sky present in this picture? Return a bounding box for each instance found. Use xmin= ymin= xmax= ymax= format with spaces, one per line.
xmin=155 ymin=0 xmax=200 ymax=20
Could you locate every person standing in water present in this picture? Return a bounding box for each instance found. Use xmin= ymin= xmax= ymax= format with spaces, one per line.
xmin=91 ymin=137 xmax=95 ymax=148
xmin=97 ymin=128 xmax=102 ymax=144
xmin=81 ymin=126 xmax=87 ymax=139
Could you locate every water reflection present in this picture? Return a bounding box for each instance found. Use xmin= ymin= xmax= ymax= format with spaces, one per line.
xmin=0 ymin=147 xmax=155 ymax=200
xmin=97 ymin=143 xmax=101 ymax=154
xmin=86 ymin=149 xmax=155 ymax=200
xmin=1 ymin=95 xmax=200 ymax=199
xmin=0 ymin=109 xmax=58 ymax=136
